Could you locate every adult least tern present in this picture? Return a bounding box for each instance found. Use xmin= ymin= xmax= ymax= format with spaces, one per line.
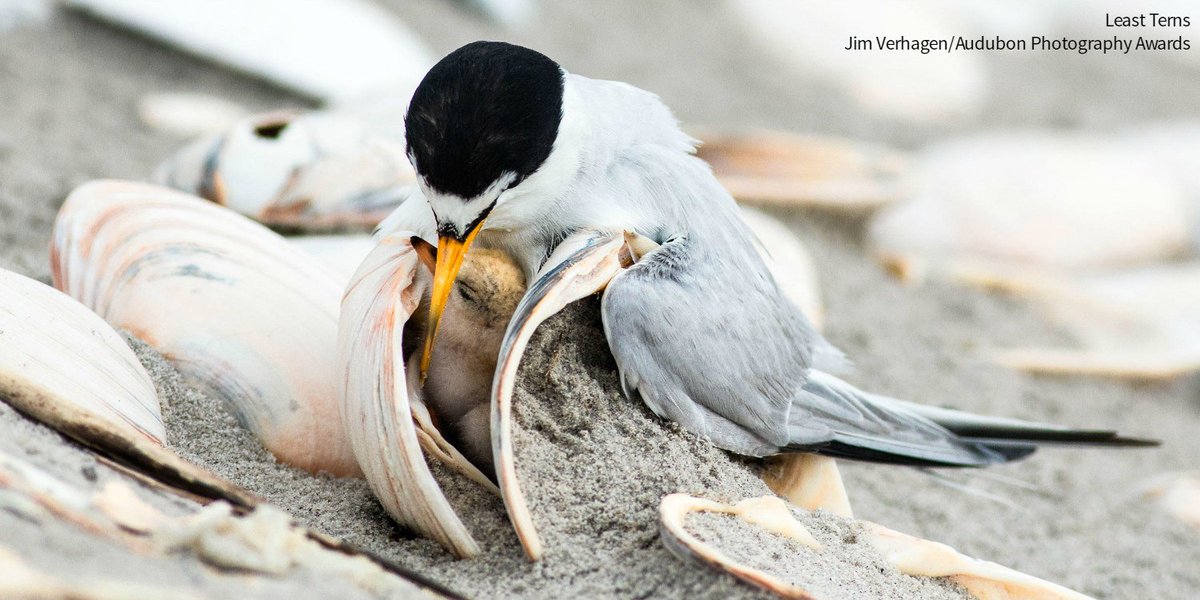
xmin=392 ymin=40 xmax=1151 ymax=472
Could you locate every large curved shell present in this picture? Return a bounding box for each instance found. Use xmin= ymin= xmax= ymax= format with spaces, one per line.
xmin=0 ymin=267 xmax=254 ymax=505
xmin=289 ymin=234 xmax=376 ymax=287
xmin=698 ymin=131 xmax=907 ymax=211
xmin=945 ymin=259 xmax=1200 ymax=379
xmin=1 ymin=268 xmax=162 ymax=445
xmin=1140 ymin=472 xmax=1200 ymax=531
xmin=51 ymin=180 xmax=358 ymax=477
xmin=491 ymin=232 xmax=632 ymax=560
xmin=64 ymin=0 xmax=434 ymax=103
xmin=869 ymin=134 xmax=1192 ymax=279
xmin=157 ymin=111 xmax=414 ymax=232
xmin=338 ymin=233 xmax=498 ymax=559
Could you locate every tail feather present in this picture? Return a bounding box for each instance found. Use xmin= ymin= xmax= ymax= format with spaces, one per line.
xmin=789 ymin=371 xmax=1158 ymax=469
xmin=883 ymin=397 xmax=1160 ymax=448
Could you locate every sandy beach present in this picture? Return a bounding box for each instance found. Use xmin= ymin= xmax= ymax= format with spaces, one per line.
xmin=1 ymin=2 xmax=1199 ymax=599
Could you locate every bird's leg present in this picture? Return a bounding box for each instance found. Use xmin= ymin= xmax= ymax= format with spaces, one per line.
xmin=491 ymin=230 xmax=633 ymax=560
xmin=760 ymin=454 xmax=853 ymax=518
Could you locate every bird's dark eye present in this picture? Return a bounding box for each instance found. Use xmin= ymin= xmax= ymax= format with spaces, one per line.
xmin=456 ymin=282 xmax=479 ymax=306
xmin=254 ymin=121 xmax=290 ymax=139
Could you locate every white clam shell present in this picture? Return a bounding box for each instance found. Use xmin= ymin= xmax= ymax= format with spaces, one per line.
xmin=869 ymin=134 xmax=1192 ymax=276
xmin=52 ymin=180 xmax=357 ymax=476
xmin=697 ymin=131 xmax=908 ymax=211
xmin=64 ymin=0 xmax=434 ymax=103
xmin=0 ymin=267 xmax=163 ymax=445
xmin=946 ymin=259 xmax=1200 ymax=379
xmin=156 ymin=111 xmax=414 ymax=231
xmin=0 ymin=265 xmax=254 ymax=505
xmin=138 ymin=92 xmax=251 ymax=138
xmin=338 ymin=233 xmax=498 ymax=559
xmin=660 ymin=493 xmax=1092 ymax=600
xmin=1141 ymin=472 xmax=1200 ymax=530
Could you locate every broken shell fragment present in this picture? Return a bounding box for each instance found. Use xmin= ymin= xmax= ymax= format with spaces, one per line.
xmin=1140 ymin=472 xmax=1200 ymax=530
xmin=758 ymin=454 xmax=852 ymax=519
xmin=138 ymin=91 xmax=250 ymax=138
xmin=946 ymin=259 xmax=1200 ymax=380
xmin=52 ymin=180 xmax=358 ymax=476
xmin=338 ymin=233 xmax=517 ymax=558
xmin=660 ymin=493 xmax=1091 ymax=600
xmin=659 ymin=493 xmax=822 ymax=599
xmin=862 ymin=522 xmax=1091 ymax=600
xmin=0 ymin=267 xmax=163 ymax=445
xmin=698 ymin=130 xmax=907 ymax=210
xmin=0 ymin=266 xmax=253 ymax=505
xmin=156 ymin=111 xmax=415 ymax=232
xmin=869 ymin=134 xmax=1192 ymax=279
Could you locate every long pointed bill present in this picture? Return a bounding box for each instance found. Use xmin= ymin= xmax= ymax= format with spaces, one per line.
xmin=420 ymin=223 xmax=485 ymax=381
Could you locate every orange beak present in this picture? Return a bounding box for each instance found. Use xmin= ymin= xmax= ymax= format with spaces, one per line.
xmin=420 ymin=221 xmax=485 ymax=381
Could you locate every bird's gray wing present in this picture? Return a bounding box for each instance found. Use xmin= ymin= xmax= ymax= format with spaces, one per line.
xmin=600 ymin=232 xmax=808 ymax=456
xmin=599 ymin=235 xmax=1014 ymax=466
xmin=588 ymin=145 xmax=1024 ymax=465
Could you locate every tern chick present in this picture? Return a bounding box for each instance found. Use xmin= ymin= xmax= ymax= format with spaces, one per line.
xmin=424 ymin=248 xmax=525 ymax=475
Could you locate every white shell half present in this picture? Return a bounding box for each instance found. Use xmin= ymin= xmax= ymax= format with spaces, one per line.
xmin=64 ymin=0 xmax=434 ymax=103
xmin=0 ymin=266 xmax=256 ymax=506
xmin=1141 ymin=472 xmax=1200 ymax=530
xmin=52 ymin=180 xmax=357 ymax=476
xmin=870 ymin=133 xmax=1192 ymax=276
xmin=138 ymin=92 xmax=251 ymax=138
xmin=660 ymin=493 xmax=1091 ymax=600
xmin=338 ymin=233 xmax=497 ymax=559
xmin=697 ymin=131 xmax=907 ymax=210
xmin=0 ymin=267 xmax=163 ymax=445
xmin=156 ymin=111 xmax=414 ymax=231
xmin=946 ymin=259 xmax=1200 ymax=380
xmin=659 ymin=494 xmax=822 ymax=599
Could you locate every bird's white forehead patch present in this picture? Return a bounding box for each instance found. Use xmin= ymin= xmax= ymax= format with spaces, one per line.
xmin=420 ymin=172 xmax=516 ymax=238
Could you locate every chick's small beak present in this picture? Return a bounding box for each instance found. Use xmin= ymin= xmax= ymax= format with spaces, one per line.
xmin=420 ymin=221 xmax=486 ymax=381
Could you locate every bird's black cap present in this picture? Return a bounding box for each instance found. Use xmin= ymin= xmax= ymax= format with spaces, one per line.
xmin=405 ymin=41 xmax=564 ymax=200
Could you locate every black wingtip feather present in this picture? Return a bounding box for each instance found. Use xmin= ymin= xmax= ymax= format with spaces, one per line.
xmin=960 ymin=432 xmax=1161 ymax=448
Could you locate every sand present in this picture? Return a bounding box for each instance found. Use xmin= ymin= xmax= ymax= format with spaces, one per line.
xmin=1 ymin=2 xmax=1200 ymax=599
